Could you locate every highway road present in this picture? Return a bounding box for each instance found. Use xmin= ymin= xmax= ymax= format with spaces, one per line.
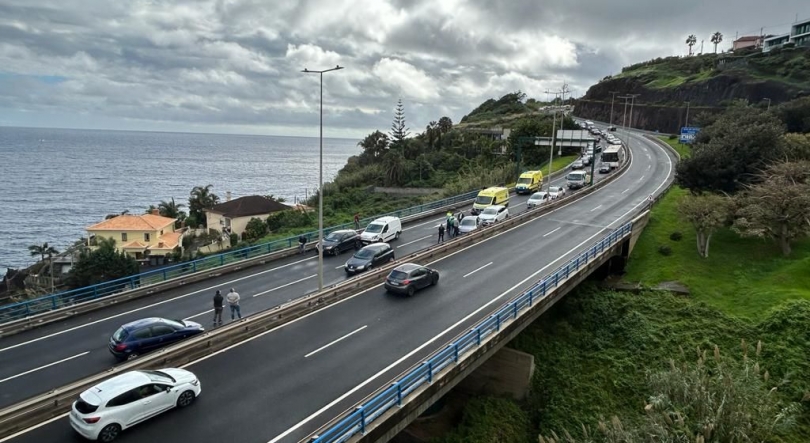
xmin=0 ymin=129 xmax=675 ymax=443
xmin=0 ymin=159 xmax=603 ymax=410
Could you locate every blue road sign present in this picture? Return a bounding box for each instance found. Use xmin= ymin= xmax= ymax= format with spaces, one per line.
xmin=679 ymin=126 xmax=700 ymax=144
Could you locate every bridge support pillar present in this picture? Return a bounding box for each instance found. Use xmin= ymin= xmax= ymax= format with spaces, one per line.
xmin=456 ymin=346 xmax=535 ymax=400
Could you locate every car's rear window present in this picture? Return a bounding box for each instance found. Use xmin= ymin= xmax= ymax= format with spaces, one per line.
xmin=461 ymin=218 xmax=476 ymax=227
xmin=75 ymin=399 xmax=98 ymax=414
xmin=388 ymin=270 xmax=409 ymax=280
xmin=112 ymin=327 xmax=128 ymax=342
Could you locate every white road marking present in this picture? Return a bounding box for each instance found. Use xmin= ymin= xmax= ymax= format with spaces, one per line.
xmin=184 ymin=309 xmax=213 ymax=320
xmin=0 ymin=255 xmax=318 ymax=354
xmin=543 ymin=227 xmax=561 ymax=237
xmin=639 ymin=175 xmax=645 ymax=181
xmin=463 ymin=262 xmax=493 ymax=278
xmin=305 ymin=326 xmax=368 ymax=358
xmin=621 ymin=188 xmax=630 ymax=194
xmin=0 ymin=352 xmax=90 ymax=384
xmin=397 ymin=235 xmax=431 ymax=248
xmin=335 ymin=264 xmax=346 ymax=269
xmin=590 ymin=205 xmax=602 ymax=212
xmin=253 ymin=275 xmax=317 ymax=298
xmin=0 ymin=414 xmax=66 ymax=443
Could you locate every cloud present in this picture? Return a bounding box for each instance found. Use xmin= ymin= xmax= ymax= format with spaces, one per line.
xmin=0 ymin=0 xmax=808 ymax=137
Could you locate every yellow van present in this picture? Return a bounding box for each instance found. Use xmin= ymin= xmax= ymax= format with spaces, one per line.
xmin=472 ymin=187 xmax=510 ymax=215
xmin=515 ymin=170 xmax=543 ymax=195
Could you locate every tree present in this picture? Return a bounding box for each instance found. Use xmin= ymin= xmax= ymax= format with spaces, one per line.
xmin=733 ymin=161 xmax=810 ymax=256
xmin=676 ymin=104 xmax=786 ymax=194
xmin=686 ymin=34 xmax=697 ymax=56
xmin=68 ymin=238 xmax=139 ymax=288
xmin=28 ymin=242 xmax=59 ymax=263
xmin=188 ymin=185 xmax=219 ymax=228
xmin=437 ymin=116 xmax=453 ymax=133
xmin=144 ymin=205 xmax=157 ymax=214
xmin=781 ymin=133 xmax=810 ymax=161
xmin=382 ymin=149 xmax=406 ymax=186
xmin=264 ymin=194 xmax=286 ymax=203
xmin=677 ymin=193 xmax=729 ymax=257
xmin=357 ymin=130 xmax=389 ymax=164
xmin=158 ymin=198 xmax=185 ymax=218
xmin=425 ymin=121 xmax=439 ymax=149
xmin=775 ymin=96 xmax=810 ymax=133
xmin=389 ymin=98 xmax=410 ymax=149
xmin=710 ymin=31 xmax=723 ymax=53
xmin=244 ymin=217 xmax=268 ymax=240
xmin=105 ymin=209 xmax=129 ymax=220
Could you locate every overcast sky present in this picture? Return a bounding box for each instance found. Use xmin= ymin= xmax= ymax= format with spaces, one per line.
xmin=0 ymin=0 xmax=806 ymax=138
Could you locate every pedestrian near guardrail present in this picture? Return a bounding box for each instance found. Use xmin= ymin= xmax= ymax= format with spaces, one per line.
xmin=226 ymin=288 xmax=241 ymax=320
xmin=298 ymin=234 xmax=307 ymax=254
xmin=213 ymin=290 xmax=224 ymax=326
xmin=437 ymin=224 xmax=445 ymax=243
xmin=354 ymin=213 xmax=360 ymax=230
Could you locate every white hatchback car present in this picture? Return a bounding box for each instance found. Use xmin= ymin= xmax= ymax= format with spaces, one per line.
xmin=478 ymin=205 xmax=509 ymax=225
xmin=548 ymin=186 xmax=566 ymax=199
xmin=70 ymin=369 xmax=201 ymax=442
xmin=527 ymin=192 xmax=550 ymax=209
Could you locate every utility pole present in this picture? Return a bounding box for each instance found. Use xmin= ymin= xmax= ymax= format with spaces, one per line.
xmin=609 ymin=91 xmax=619 ymax=127
xmin=627 ymin=94 xmax=641 ymax=130
xmin=684 ymin=101 xmax=691 ymax=128
xmin=619 ymin=95 xmax=632 ymax=128
xmin=764 ymin=98 xmax=771 ymax=111
xmin=545 ymin=89 xmax=562 ymax=191
xmin=558 ymin=83 xmax=570 ymax=156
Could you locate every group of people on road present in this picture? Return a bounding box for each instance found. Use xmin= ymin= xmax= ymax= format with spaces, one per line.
xmin=212 ymin=288 xmax=242 ymax=326
xmin=438 ymin=210 xmax=465 ymax=243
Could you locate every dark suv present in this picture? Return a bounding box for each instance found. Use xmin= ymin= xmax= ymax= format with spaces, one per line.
xmin=344 ymin=243 xmax=395 ymax=275
xmin=109 ymin=317 xmax=204 ymax=361
xmin=317 ymin=229 xmax=361 ymax=256
xmin=384 ymin=263 xmax=440 ymax=296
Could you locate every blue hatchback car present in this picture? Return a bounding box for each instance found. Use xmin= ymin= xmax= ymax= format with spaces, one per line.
xmin=109 ymin=317 xmax=204 ymax=361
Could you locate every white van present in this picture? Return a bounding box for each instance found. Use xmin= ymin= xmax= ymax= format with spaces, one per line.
xmin=360 ymin=216 xmax=402 ymax=244
xmin=566 ymin=170 xmax=591 ymax=189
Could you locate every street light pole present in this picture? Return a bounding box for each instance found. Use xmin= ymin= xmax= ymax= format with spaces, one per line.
xmin=628 ymin=94 xmax=640 ymax=130
xmin=545 ymin=89 xmax=561 ymax=192
xmin=302 ymin=65 xmax=344 ymax=293
xmin=764 ymin=98 xmax=771 ymax=111
xmin=609 ymin=91 xmax=618 ymax=127
xmin=684 ymin=101 xmax=691 ymax=128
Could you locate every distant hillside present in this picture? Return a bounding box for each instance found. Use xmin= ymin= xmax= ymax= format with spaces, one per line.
xmin=456 ymin=91 xmax=557 ymax=129
xmin=575 ymin=47 xmax=810 ymax=133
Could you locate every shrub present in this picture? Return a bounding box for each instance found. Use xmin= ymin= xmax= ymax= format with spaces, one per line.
xmin=229 ymin=233 xmax=238 ymax=247
xmin=669 ymin=231 xmax=683 ymax=241
xmin=657 ymin=245 xmax=672 ymax=256
xmin=668 ymin=133 xmax=678 ymax=140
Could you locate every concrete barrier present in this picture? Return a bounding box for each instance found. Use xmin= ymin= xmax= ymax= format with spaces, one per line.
xmin=0 ymin=153 xmax=631 ymax=439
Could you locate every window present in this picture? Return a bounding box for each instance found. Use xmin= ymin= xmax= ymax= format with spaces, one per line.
xmin=131 ymin=328 xmax=152 ymax=340
xmin=121 ymin=233 xmax=128 ymax=242
xmin=144 ymin=233 xmax=151 ymax=242
xmin=151 ymin=325 xmax=175 ymax=336
xmin=107 ymin=389 xmax=141 ymax=407
xmin=112 ymin=327 xmax=128 ymax=342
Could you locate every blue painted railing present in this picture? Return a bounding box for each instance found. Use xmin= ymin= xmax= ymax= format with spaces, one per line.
xmin=310 ymin=221 xmax=633 ymax=443
xmin=0 ymin=190 xmax=479 ymax=324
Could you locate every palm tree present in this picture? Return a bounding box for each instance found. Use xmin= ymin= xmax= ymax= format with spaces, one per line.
xmin=28 ymin=242 xmax=59 ymax=263
xmin=382 ymin=150 xmax=406 ymax=186
xmin=105 ymin=209 xmax=130 ymax=220
xmin=189 ymin=185 xmax=219 ymax=227
xmin=711 ymin=32 xmax=723 ymax=53
xmin=686 ymin=34 xmax=697 ymax=56
xmin=158 ymin=197 xmax=185 ymax=218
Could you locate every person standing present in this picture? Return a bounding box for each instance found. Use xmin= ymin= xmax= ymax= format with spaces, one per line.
xmin=354 ymin=213 xmax=360 ymax=230
xmin=212 ymin=290 xmax=224 ymax=326
xmin=226 ymin=288 xmax=241 ymax=320
xmin=453 ymin=216 xmax=460 ymax=237
xmin=298 ymin=234 xmax=307 ymax=254
xmin=437 ymin=224 xmax=445 ymax=243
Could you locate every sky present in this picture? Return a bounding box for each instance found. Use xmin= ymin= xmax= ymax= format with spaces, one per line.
xmin=0 ymin=0 xmax=807 ymax=139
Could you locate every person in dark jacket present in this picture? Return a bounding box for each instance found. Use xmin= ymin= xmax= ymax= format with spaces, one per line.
xmin=437 ymin=224 xmax=445 ymax=243
xmin=213 ymin=290 xmax=224 ymax=326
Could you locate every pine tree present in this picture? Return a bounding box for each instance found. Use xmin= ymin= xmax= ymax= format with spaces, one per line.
xmin=389 ymin=99 xmax=410 ymax=149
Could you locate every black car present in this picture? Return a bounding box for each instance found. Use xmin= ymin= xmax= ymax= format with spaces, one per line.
xmin=109 ymin=317 xmax=204 ymax=361
xmin=344 ymin=243 xmax=395 ymax=274
xmin=317 ymin=229 xmax=361 ymax=256
xmin=384 ymin=263 xmax=440 ymax=296
xmin=599 ymin=163 xmax=611 ymax=174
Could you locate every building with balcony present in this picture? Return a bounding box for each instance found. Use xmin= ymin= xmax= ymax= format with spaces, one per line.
xmin=205 ymin=195 xmax=290 ymax=238
xmin=763 ymin=33 xmax=791 ymax=52
xmin=792 ymin=18 xmax=810 ymax=47
xmin=86 ymin=211 xmax=184 ymax=261
xmin=732 ymin=35 xmax=763 ymax=51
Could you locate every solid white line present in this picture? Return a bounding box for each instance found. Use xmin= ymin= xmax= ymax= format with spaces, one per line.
xmin=639 ymin=175 xmax=645 ymax=181
xmin=397 ymin=235 xmax=431 ymax=248
xmin=543 ymin=227 xmax=561 ymax=237
xmin=0 ymin=351 xmax=90 ymax=384
xmin=463 ymin=262 xmax=493 ymax=278
xmin=590 ymin=205 xmax=602 ymax=212
xmin=0 ymin=255 xmax=318 ymax=354
xmin=335 ymin=264 xmax=345 ymax=269
xmin=0 ymin=413 xmax=66 ymax=443
xmin=621 ymin=188 xmax=630 ymax=194
xmin=253 ymin=274 xmax=317 ymax=297
xmin=184 ymin=309 xmax=213 ymax=320
xmin=305 ymin=325 xmax=368 ymax=358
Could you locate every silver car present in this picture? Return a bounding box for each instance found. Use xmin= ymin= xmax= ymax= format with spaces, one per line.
xmin=527 ymin=192 xmax=549 ymax=209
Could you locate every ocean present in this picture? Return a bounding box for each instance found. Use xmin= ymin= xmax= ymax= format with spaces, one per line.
xmin=0 ymin=127 xmax=361 ymax=276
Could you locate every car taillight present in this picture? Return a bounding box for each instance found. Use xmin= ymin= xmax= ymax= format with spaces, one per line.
xmin=113 ymin=343 xmax=127 ymax=351
xmin=401 ymin=280 xmax=410 ymax=285
xmin=83 ymin=417 xmax=101 ymax=424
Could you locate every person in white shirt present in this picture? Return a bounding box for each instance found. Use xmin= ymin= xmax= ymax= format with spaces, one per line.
xmin=226 ymin=288 xmax=242 ymax=320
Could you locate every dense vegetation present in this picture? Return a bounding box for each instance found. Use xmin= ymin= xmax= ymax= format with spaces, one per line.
xmin=433 ymin=99 xmax=810 ymax=442
xmin=610 ymin=47 xmax=810 ymax=90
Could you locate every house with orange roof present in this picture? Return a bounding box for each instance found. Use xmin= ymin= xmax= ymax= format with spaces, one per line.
xmin=86 ymin=210 xmax=186 ymax=260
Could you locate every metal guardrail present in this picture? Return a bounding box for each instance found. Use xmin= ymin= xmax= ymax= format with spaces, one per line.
xmin=0 ymin=190 xmax=480 ymax=324
xmin=309 ymin=222 xmax=634 ymax=443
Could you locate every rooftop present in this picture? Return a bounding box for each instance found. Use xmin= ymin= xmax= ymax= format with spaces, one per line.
xmin=206 ymin=195 xmax=289 ymax=218
xmin=87 ymin=214 xmax=176 ymax=231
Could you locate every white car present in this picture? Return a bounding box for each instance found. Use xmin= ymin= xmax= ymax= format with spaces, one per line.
xmin=478 ymin=205 xmax=509 ymax=225
xmin=458 ymin=216 xmax=481 ymax=234
xmin=527 ymin=192 xmax=550 ymax=209
xmin=70 ymin=369 xmax=201 ymax=442
xmin=548 ymin=186 xmax=566 ymax=199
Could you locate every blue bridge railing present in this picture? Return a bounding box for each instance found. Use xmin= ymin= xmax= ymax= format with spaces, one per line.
xmin=0 ymin=190 xmax=479 ymax=324
xmin=310 ymin=221 xmax=633 ymax=443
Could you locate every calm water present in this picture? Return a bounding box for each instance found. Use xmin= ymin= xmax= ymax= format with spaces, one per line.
xmin=0 ymin=127 xmax=361 ymax=275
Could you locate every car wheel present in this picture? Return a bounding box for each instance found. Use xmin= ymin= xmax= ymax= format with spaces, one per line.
xmin=367 ymin=264 xmax=372 ymax=272
xmin=177 ymin=390 xmax=196 ymax=408
xmin=98 ymin=424 xmax=121 ymax=443
xmin=126 ymin=352 xmax=139 ymax=361
xmin=407 ymin=286 xmax=415 ymax=297
xmin=389 ymin=256 xmax=394 ymax=262
xmin=395 ymin=231 xmax=401 ymax=239
xmin=431 ymin=274 xmax=439 ymax=286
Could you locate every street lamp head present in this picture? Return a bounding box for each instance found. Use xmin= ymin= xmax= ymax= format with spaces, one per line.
xmin=302 ymin=68 xmax=309 ymax=73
